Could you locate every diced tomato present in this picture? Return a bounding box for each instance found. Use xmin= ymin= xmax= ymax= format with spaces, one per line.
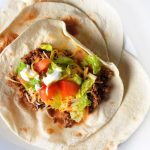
xmin=39 ymin=82 xmax=59 ymax=102
xmin=59 ymin=79 xmax=79 ymax=98
xmin=48 ymin=83 xmax=59 ymax=99
xmin=34 ymin=58 xmax=50 ymax=73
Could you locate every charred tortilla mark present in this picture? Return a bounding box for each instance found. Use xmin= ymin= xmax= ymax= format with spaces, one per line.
xmin=23 ymin=8 xmax=38 ymax=21
xmin=62 ymin=16 xmax=81 ymax=36
xmin=0 ymin=32 xmax=18 ymax=52
xmin=34 ymin=0 xmax=48 ymax=2
xmin=103 ymin=141 xmax=115 ymax=150
xmin=74 ymin=132 xmax=82 ymax=137
xmin=17 ymin=8 xmax=39 ymax=26
xmin=47 ymin=128 xmax=55 ymax=134
xmin=20 ymin=127 xmax=29 ymax=133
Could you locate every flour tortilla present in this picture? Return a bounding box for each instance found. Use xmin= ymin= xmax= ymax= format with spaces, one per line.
xmin=46 ymin=0 xmax=124 ymax=65
xmin=67 ymin=51 xmax=150 ymax=150
xmin=1 ymin=50 xmax=150 ymax=150
xmin=0 ymin=19 xmax=123 ymax=148
xmin=0 ymin=0 xmax=27 ymax=33
xmin=0 ymin=1 xmax=149 ymax=150
xmin=0 ymin=0 xmax=123 ymax=65
xmin=1 ymin=2 xmax=108 ymax=61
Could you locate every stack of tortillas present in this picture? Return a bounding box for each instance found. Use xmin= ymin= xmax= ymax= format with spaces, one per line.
xmin=0 ymin=0 xmax=150 ymax=150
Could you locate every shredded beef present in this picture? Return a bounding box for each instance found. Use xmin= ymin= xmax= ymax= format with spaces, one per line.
xmin=88 ymin=66 xmax=114 ymax=113
xmin=48 ymin=109 xmax=75 ymax=128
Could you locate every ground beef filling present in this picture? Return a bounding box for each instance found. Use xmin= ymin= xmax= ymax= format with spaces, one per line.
xmin=9 ymin=49 xmax=114 ymax=128
xmin=87 ymin=66 xmax=114 ymax=113
xmin=48 ymin=109 xmax=75 ymax=128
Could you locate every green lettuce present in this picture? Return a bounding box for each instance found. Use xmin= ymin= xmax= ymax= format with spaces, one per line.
xmin=70 ymin=74 xmax=82 ymax=85
xmin=71 ymin=94 xmax=91 ymax=122
xmin=82 ymin=54 xmax=101 ymax=74
xmin=25 ymin=78 xmax=39 ymax=91
xmin=40 ymin=43 xmax=53 ymax=51
xmin=48 ymin=62 xmax=59 ymax=74
xmin=54 ymin=56 xmax=73 ymax=65
xmin=16 ymin=61 xmax=27 ymax=74
xmin=48 ymin=62 xmax=61 ymax=74
xmin=70 ymin=73 xmax=96 ymax=122
xmin=80 ymin=73 xmax=96 ymax=95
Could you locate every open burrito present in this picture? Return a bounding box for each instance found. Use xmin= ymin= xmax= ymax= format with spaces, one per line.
xmin=0 ymin=19 xmax=123 ymax=147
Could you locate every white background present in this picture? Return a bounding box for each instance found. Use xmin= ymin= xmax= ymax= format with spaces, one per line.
xmin=0 ymin=0 xmax=150 ymax=149
xmin=105 ymin=0 xmax=150 ymax=150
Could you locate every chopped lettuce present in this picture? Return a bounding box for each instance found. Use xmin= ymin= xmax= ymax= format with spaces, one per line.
xmin=48 ymin=62 xmax=61 ymax=74
xmin=71 ymin=94 xmax=91 ymax=122
xmin=16 ymin=61 xmax=27 ymax=74
xmin=65 ymin=65 xmax=71 ymax=75
xmin=83 ymin=54 xmax=101 ymax=74
xmin=70 ymin=73 xmax=96 ymax=122
xmin=40 ymin=43 xmax=53 ymax=51
xmin=70 ymin=74 xmax=82 ymax=85
xmin=25 ymin=78 xmax=39 ymax=91
xmin=54 ymin=56 xmax=74 ymax=65
xmin=80 ymin=73 xmax=96 ymax=95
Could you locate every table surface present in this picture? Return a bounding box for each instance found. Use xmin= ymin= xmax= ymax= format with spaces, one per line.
xmin=0 ymin=0 xmax=150 ymax=149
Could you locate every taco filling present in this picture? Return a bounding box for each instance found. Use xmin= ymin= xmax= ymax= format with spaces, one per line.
xmin=8 ymin=43 xmax=114 ymax=128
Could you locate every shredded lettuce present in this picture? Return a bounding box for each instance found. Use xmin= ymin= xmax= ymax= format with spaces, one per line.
xmin=71 ymin=94 xmax=91 ymax=122
xmin=40 ymin=43 xmax=53 ymax=51
xmin=25 ymin=78 xmax=39 ymax=91
xmin=70 ymin=74 xmax=82 ymax=85
xmin=80 ymin=73 xmax=96 ymax=95
xmin=54 ymin=56 xmax=74 ymax=65
xmin=48 ymin=62 xmax=61 ymax=74
xmin=70 ymin=73 xmax=96 ymax=122
xmin=16 ymin=61 xmax=27 ymax=74
xmin=83 ymin=54 xmax=101 ymax=74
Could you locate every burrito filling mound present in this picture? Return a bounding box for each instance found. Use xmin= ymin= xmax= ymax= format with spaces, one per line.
xmin=8 ymin=43 xmax=114 ymax=128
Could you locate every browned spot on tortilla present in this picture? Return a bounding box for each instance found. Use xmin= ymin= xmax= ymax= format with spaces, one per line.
xmin=47 ymin=128 xmax=55 ymax=134
xmin=133 ymin=116 xmax=137 ymax=120
xmin=20 ymin=127 xmax=29 ymax=133
xmin=103 ymin=148 xmax=109 ymax=150
xmin=22 ymin=8 xmax=38 ymax=22
xmin=74 ymin=132 xmax=82 ymax=137
xmin=103 ymin=141 xmax=115 ymax=150
xmin=0 ymin=32 xmax=18 ymax=52
xmin=62 ymin=16 xmax=81 ymax=36
xmin=73 ymin=49 xmax=86 ymax=62
xmin=34 ymin=0 xmax=48 ymax=2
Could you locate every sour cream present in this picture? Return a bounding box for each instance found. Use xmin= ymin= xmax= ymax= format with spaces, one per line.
xmin=35 ymin=83 xmax=41 ymax=91
xmin=43 ymin=67 xmax=62 ymax=86
xmin=20 ymin=66 xmax=39 ymax=81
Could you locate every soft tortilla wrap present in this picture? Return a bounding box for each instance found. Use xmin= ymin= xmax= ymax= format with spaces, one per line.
xmin=0 ymin=2 xmax=108 ymax=61
xmin=0 ymin=19 xmax=123 ymax=148
xmin=1 ymin=50 xmax=150 ymax=150
xmin=0 ymin=0 xmax=123 ymax=65
xmin=0 ymin=1 xmax=150 ymax=150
